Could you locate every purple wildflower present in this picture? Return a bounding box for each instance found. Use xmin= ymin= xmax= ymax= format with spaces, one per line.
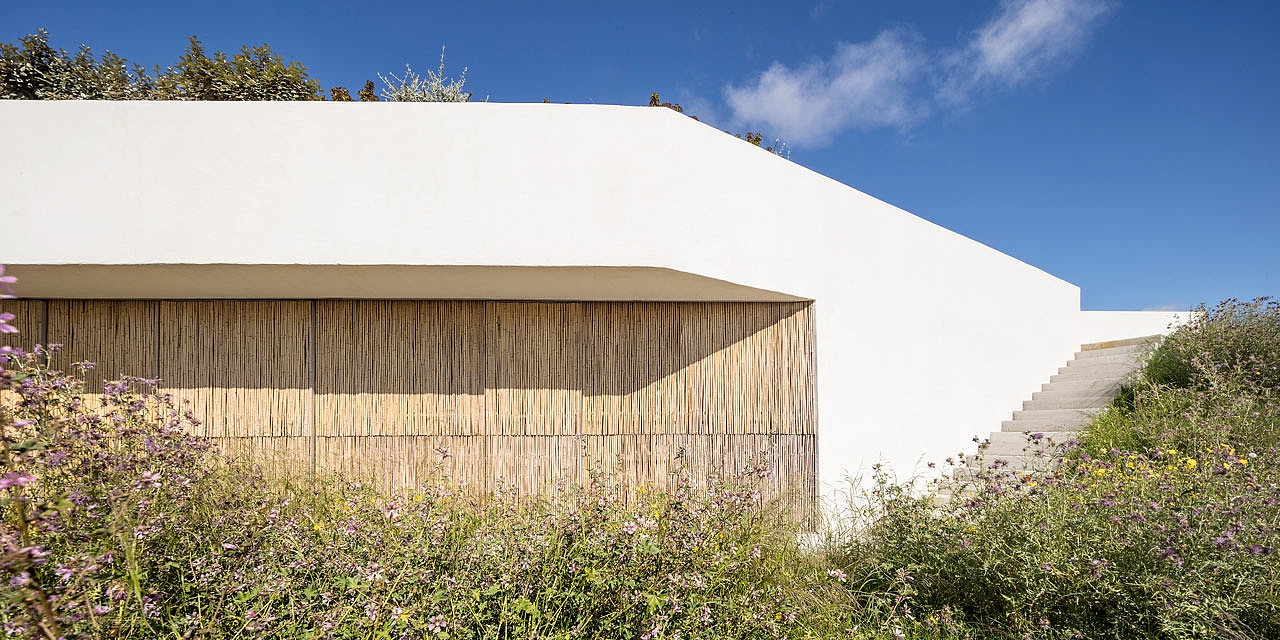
xmin=0 ymin=472 xmax=34 ymax=490
xmin=427 ymin=614 xmax=448 ymax=633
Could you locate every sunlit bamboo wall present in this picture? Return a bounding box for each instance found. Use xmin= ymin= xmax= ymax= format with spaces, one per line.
xmin=1 ymin=299 xmax=815 ymax=504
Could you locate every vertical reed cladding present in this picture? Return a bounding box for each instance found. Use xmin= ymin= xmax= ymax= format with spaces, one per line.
xmin=38 ymin=299 xmax=816 ymax=506
xmin=48 ymin=301 xmax=159 ymax=394
xmin=314 ymin=300 xmax=486 ymax=493
xmin=157 ymin=301 xmax=313 ymax=472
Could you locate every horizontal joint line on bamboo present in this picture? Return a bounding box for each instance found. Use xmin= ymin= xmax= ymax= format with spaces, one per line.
xmin=304 ymin=432 xmax=803 ymax=438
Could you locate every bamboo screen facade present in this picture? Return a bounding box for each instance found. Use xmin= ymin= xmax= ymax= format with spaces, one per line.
xmin=1 ymin=299 xmax=816 ymax=504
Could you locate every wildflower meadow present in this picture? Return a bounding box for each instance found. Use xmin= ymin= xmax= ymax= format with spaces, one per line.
xmin=2 ymin=268 xmax=1277 ymax=638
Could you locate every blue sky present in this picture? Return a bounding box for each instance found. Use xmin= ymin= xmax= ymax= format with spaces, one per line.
xmin=4 ymin=1 xmax=1276 ymax=309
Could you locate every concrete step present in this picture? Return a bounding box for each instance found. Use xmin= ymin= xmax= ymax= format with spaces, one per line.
xmin=1049 ymin=368 xmax=1134 ymax=384
xmin=1030 ymin=387 xmax=1116 ymax=402
xmin=1064 ymin=353 xmax=1143 ymax=369
xmin=1011 ymin=407 xmax=1101 ymax=422
xmin=943 ymin=335 xmax=1159 ymax=501
xmin=1041 ymin=379 xmax=1123 ymax=394
xmin=949 ymin=466 xmax=986 ymax=481
xmin=1002 ymin=417 xmax=1089 ymax=432
xmin=967 ymin=453 xmax=1058 ymax=472
xmin=1080 ymin=335 xmax=1161 ymax=351
xmin=1073 ymin=344 xmax=1145 ymax=360
xmin=983 ymin=431 xmax=1078 ymax=456
xmin=1075 ymin=345 xmax=1146 ymax=360
xmin=1057 ymin=359 xmax=1142 ymax=374
xmin=1022 ymin=395 xmax=1111 ymax=410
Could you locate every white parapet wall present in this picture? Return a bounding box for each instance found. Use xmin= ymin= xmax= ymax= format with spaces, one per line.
xmin=0 ymin=101 xmax=1082 ymax=494
xmin=1081 ymin=311 xmax=1188 ymax=345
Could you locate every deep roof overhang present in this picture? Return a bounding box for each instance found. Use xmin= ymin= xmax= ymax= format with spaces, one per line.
xmin=5 ymin=264 xmax=808 ymax=301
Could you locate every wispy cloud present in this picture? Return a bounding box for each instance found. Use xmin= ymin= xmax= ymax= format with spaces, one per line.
xmin=939 ymin=0 xmax=1111 ymax=106
xmin=723 ymin=29 xmax=926 ymax=147
xmin=724 ymin=0 xmax=1111 ymax=147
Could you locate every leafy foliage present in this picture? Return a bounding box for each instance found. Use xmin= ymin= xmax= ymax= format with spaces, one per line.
xmin=149 ymin=36 xmax=321 ymax=101
xmin=0 ymin=29 xmax=151 ymax=100
xmin=356 ymin=80 xmax=379 ymax=102
xmin=0 ymin=29 xmax=341 ymax=102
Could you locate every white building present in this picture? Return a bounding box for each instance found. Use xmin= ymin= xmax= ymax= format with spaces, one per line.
xmin=0 ymin=101 xmax=1181 ymax=500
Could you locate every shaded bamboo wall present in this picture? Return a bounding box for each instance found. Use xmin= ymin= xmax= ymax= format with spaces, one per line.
xmin=1 ymin=299 xmax=815 ymax=504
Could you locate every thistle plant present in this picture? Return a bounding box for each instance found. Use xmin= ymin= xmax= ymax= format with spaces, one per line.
xmin=377 ymin=46 xmax=473 ymax=102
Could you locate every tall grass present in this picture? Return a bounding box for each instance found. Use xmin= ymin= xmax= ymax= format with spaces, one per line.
xmin=0 ymin=350 xmax=840 ymax=639
xmin=825 ymin=298 xmax=1280 ymax=639
xmin=3 ymin=296 xmax=1278 ymax=639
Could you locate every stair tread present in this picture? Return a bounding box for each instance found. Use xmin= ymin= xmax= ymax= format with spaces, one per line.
xmin=1022 ymin=399 xmax=1110 ymax=410
xmin=952 ymin=336 xmax=1156 ymax=493
xmin=1079 ymin=335 xmax=1161 ymax=351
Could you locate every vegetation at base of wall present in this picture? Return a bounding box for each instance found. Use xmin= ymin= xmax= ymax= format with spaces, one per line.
xmin=0 ymin=349 xmax=830 ymax=639
xmin=829 ymin=297 xmax=1280 ymax=639
xmin=2 ymin=265 xmax=1277 ymax=640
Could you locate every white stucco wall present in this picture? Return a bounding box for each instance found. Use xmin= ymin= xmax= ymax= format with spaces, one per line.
xmin=0 ymin=101 xmax=1083 ymax=494
xmin=1081 ymin=311 xmax=1187 ymax=345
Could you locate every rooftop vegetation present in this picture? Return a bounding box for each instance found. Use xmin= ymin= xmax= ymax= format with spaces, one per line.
xmin=0 ymin=29 xmax=789 ymax=157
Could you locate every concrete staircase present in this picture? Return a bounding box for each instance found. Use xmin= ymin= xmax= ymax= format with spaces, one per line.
xmin=957 ymin=335 xmax=1158 ymax=480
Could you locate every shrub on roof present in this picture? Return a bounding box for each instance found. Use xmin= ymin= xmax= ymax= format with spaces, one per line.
xmin=0 ymin=29 xmax=472 ymax=103
xmin=0 ymin=29 xmax=324 ymax=101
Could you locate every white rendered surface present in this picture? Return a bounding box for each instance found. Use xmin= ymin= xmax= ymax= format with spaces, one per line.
xmin=1081 ymin=311 xmax=1187 ymax=345
xmin=1 ymin=101 xmax=1082 ymax=494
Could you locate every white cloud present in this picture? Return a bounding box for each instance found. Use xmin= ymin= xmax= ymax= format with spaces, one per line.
xmin=939 ymin=0 xmax=1111 ymax=106
xmin=723 ymin=0 xmax=1110 ymax=148
xmin=723 ymin=29 xmax=926 ymax=147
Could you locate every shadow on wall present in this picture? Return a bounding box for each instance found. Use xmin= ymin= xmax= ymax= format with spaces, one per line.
xmin=1 ymin=299 xmax=816 ymax=435
xmin=8 ymin=299 xmax=810 ymax=393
